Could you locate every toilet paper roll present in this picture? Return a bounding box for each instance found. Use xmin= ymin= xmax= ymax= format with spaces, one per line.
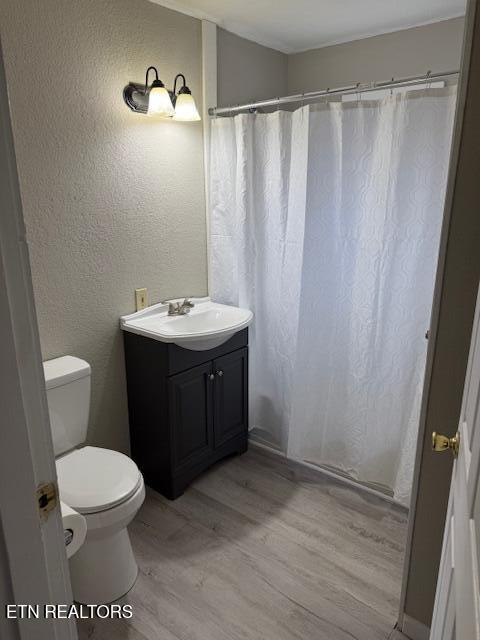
xmin=60 ymin=501 xmax=87 ymax=559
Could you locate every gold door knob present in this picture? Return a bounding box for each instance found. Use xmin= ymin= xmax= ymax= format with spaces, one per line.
xmin=432 ymin=431 xmax=460 ymax=458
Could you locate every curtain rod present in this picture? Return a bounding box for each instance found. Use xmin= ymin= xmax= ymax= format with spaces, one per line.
xmin=208 ymin=69 xmax=459 ymax=116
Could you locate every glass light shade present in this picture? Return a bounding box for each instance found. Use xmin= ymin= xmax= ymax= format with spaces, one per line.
xmin=147 ymin=86 xmax=174 ymax=117
xmin=173 ymin=93 xmax=201 ymax=121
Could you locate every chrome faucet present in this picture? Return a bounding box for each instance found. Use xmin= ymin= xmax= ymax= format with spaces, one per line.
xmin=165 ymin=298 xmax=195 ymax=316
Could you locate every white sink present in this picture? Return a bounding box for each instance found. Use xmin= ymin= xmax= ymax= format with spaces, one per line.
xmin=120 ymin=297 xmax=253 ymax=351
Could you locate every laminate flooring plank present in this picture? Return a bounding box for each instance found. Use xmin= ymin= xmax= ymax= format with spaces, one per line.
xmin=77 ymin=448 xmax=406 ymax=640
xmin=144 ymin=487 xmax=395 ymax=636
xmin=190 ymin=459 xmax=403 ymax=608
xmin=132 ymin=504 xmax=384 ymax=640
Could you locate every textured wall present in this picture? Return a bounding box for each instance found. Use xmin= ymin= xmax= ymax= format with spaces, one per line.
xmin=0 ymin=0 xmax=207 ymax=453
xmin=217 ymin=28 xmax=288 ymax=107
xmin=288 ymin=18 xmax=465 ymax=93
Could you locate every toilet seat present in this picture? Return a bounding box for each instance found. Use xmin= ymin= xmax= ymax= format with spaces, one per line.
xmin=56 ymin=446 xmax=142 ymax=514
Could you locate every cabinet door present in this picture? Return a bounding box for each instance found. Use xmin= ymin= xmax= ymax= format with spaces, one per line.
xmin=168 ymin=361 xmax=214 ymax=473
xmin=213 ymin=348 xmax=248 ymax=448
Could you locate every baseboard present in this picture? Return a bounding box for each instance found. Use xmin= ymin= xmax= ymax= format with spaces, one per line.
xmin=401 ymin=614 xmax=430 ymax=640
xmin=248 ymin=435 xmax=286 ymax=457
xmin=249 ymin=436 xmax=407 ymax=510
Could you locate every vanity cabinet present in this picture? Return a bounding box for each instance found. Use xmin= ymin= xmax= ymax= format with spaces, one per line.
xmin=123 ymin=329 xmax=248 ymax=499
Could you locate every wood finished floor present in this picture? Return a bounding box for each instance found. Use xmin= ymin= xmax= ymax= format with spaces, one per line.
xmin=77 ymin=447 xmax=408 ymax=640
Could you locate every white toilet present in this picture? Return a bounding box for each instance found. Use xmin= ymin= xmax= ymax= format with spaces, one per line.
xmin=43 ymin=355 xmax=145 ymax=605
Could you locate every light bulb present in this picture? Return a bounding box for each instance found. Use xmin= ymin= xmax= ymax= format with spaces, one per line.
xmin=147 ymin=86 xmax=174 ymax=117
xmin=173 ymin=93 xmax=201 ymax=122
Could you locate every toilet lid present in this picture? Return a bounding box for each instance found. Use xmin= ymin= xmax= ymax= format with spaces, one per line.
xmin=56 ymin=446 xmax=142 ymax=514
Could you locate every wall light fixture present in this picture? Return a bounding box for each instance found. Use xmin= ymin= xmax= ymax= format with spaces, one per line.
xmin=123 ymin=67 xmax=201 ymax=121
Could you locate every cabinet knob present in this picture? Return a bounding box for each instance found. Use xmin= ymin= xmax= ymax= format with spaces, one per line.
xmin=208 ymin=373 xmax=215 ymax=381
xmin=217 ymin=370 xmax=224 ymax=377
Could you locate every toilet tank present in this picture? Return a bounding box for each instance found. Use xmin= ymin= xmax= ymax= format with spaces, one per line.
xmin=43 ymin=356 xmax=91 ymax=456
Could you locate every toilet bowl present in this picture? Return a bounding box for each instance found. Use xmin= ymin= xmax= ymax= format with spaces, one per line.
xmin=43 ymin=355 xmax=145 ymax=604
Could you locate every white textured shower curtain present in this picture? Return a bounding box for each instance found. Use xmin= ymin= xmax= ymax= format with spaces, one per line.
xmin=210 ymin=88 xmax=456 ymax=505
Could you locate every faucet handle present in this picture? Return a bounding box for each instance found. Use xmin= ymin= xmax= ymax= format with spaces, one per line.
xmin=161 ymin=297 xmax=196 ymax=315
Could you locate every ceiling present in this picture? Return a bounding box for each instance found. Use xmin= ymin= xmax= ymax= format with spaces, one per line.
xmin=153 ymin=0 xmax=466 ymax=53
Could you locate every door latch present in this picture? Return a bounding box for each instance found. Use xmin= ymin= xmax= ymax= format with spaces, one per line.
xmin=36 ymin=482 xmax=58 ymax=521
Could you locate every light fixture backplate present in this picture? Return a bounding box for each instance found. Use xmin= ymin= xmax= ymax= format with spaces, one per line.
xmin=123 ymin=83 xmax=150 ymax=114
xmin=123 ymin=82 xmax=179 ymax=115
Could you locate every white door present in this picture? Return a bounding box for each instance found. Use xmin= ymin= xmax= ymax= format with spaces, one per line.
xmin=0 ymin=38 xmax=76 ymax=640
xmin=430 ymin=283 xmax=480 ymax=639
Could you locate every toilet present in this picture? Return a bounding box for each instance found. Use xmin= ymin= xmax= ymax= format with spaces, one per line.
xmin=43 ymin=355 xmax=145 ymax=605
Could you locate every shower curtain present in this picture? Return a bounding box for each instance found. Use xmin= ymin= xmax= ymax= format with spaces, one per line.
xmin=210 ymin=88 xmax=456 ymax=506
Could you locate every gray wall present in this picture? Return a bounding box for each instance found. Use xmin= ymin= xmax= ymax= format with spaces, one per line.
xmin=216 ymin=19 xmax=464 ymax=110
xmin=217 ymin=28 xmax=288 ymax=107
xmin=0 ymin=0 xmax=207 ymax=453
xmin=288 ymin=18 xmax=465 ymax=94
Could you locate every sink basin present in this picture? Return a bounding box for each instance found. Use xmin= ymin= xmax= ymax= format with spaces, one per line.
xmin=120 ymin=297 xmax=253 ymax=351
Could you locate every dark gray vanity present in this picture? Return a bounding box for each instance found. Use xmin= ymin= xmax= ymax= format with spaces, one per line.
xmin=123 ymin=328 xmax=249 ymax=499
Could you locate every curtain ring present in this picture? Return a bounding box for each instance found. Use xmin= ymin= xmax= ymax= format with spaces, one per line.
xmin=356 ymin=82 xmax=362 ymax=102
xmin=426 ymin=70 xmax=432 ymax=90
